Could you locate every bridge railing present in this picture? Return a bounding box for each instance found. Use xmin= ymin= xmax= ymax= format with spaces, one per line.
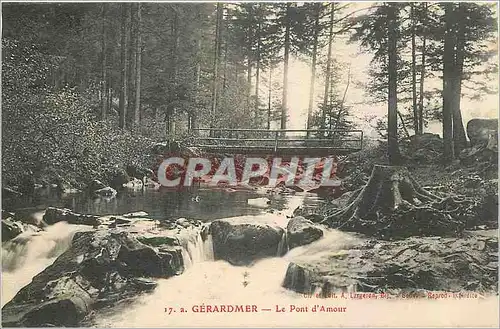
xmin=188 ymin=128 xmax=363 ymax=154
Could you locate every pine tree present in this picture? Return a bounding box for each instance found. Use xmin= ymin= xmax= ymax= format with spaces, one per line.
xmin=134 ymin=3 xmax=142 ymax=129
xmin=280 ymin=3 xmax=291 ymax=130
xmin=442 ymin=2 xmax=455 ymax=162
xmin=211 ymin=3 xmax=223 ymax=133
xmin=100 ymin=3 xmax=108 ymax=120
xmin=119 ymin=3 xmax=130 ymax=129
xmin=387 ymin=4 xmax=401 ymax=164
xmin=321 ymin=2 xmax=335 ymax=130
xmin=305 ymin=2 xmax=321 ymax=136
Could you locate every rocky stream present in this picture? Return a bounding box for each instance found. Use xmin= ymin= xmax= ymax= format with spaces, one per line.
xmin=1 ymin=184 xmax=498 ymax=327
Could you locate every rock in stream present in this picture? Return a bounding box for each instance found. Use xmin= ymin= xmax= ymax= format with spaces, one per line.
xmin=286 ymin=216 xmax=324 ymax=250
xmin=210 ymin=217 xmax=285 ymax=266
xmin=2 ymin=211 xmax=205 ymax=327
xmin=283 ymin=233 xmax=498 ymax=297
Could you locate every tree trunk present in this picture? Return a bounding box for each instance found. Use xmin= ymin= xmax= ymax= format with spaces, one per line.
xmin=328 ymin=73 xmax=335 ymax=131
xmin=410 ymin=3 xmax=418 ymax=135
xmin=307 ymin=3 xmax=320 ymax=137
xmin=418 ymin=2 xmax=427 ymax=135
xmin=127 ymin=3 xmax=137 ymax=129
xmin=397 ymin=110 xmax=410 ymax=139
xmin=247 ymin=61 xmax=252 ymax=104
xmin=442 ymin=3 xmax=455 ymax=162
xmin=268 ymin=68 xmax=272 ymax=130
xmin=119 ymin=3 xmax=129 ymax=130
xmin=334 ymin=67 xmax=351 ymax=129
xmin=451 ymin=3 xmax=468 ymax=154
xmin=387 ymin=5 xmax=401 ymax=165
xmin=134 ymin=3 xmax=142 ymax=130
xmin=218 ymin=4 xmax=225 ymax=97
xmin=320 ymin=165 xmax=465 ymax=239
xmin=255 ymin=5 xmax=262 ymax=116
xmin=451 ymin=73 xmax=467 ymax=152
xmin=190 ymin=38 xmax=202 ymax=133
xmin=222 ymin=38 xmax=228 ymax=92
xmin=418 ymin=6 xmax=427 ymax=135
xmin=165 ymin=111 xmax=171 ymax=140
xmin=255 ymin=62 xmax=260 ymax=119
xmin=246 ymin=8 xmax=253 ymax=106
xmin=210 ymin=2 xmax=222 ymax=134
xmin=100 ymin=3 xmax=108 ymax=120
xmin=281 ymin=3 xmax=291 ymax=130
xmin=322 ymin=2 xmax=335 ymax=131
xmin=107 ymin=78 xmax=112 ymax=117
xmin=167 ymin=10 xmax=179 ymax=140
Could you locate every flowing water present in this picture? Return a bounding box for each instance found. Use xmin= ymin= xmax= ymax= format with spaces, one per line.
xmin=2 ymin=187 xmax=499 ymax=327
xmin=1 ymin=222 xmax=93 ymax=307
xmin=90 ymin=228 xmax=362 ymax=328
xmin=1 ymin=186 xmax=323 ymax=309
xmin=3 ymin=186 xmax=321 ymax=221
xmin=88 ymin=227 xmax=499 ymax=328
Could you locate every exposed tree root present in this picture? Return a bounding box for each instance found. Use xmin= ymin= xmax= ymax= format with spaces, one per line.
xmin=321 ymin=165 xmax=474 ymax=239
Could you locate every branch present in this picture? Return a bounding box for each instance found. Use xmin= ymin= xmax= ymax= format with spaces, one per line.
xmin=340 ymin=66 xmax=351 ymax=109
xmin=334 ymin=66 xmax=351 ymax=130
xmin=397 ymin=110 xmax=411 ymax=138
xmin=333 ymin=5 xmax=380 ymax=25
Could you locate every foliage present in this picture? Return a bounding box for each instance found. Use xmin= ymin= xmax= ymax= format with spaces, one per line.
xmin=351 ymin=2 xmax=497 ymax=135
xmin=2 ymin=2 xmax=497 ymax=188
xmin=2 ymin=38 xmax=153 ymax=188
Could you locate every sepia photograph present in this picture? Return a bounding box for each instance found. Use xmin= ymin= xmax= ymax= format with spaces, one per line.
xmin=1 ymin=0 xmax=499 ymax=327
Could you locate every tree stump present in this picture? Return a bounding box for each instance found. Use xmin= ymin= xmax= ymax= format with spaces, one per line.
xmin=321 ymin=165 xmax=468 ymax=239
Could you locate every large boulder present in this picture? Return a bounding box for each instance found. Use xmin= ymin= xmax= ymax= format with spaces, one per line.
xmin=94 ymin=186 xmax=117 ymax=198
xmin=286 ymin=216 xmax=324 ymax=250
xmin=408 ymin=133 xmax=443 ymax=148
xmin=283 ymin=234 xmax=498 ymax=296
xmin=126 ymin=165 xmax=154 ymax=180
xmin=12 ymin=209 xmax=46 ymax=227
xmin=1 ymin=229 xmax=185 ymax=327
xmin=2 ymin=210 xmax=15 ymax=220
xmin=55 ymin=178 xmax=80 ymax=194
xmin=459 ymin=120 xmax=498 ymax=165
xmin=122 ymin=178 xmax=143 ymax=189
xmin=117 ymin=241 xmax=183 ymax=278
xmin=210 ymin=217 xmax=285 ymax=265
xmin=43 ymin=207 xmax=101 ymax=226
xmin=402 ymin=133 xmax=444 ymax=164
xmin=467 ymin=118 xmax=498 ymax=147
xmin=105 ymin=167 xmax=130 ymax=189
xmin=2 ymin=219 xmax=24 ymax=241
xmin=86 ymin=179 xmax=107 ymax=192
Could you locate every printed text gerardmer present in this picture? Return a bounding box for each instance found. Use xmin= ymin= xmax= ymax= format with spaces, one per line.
xmin=189 ymin=304 xmax=348 ymax=313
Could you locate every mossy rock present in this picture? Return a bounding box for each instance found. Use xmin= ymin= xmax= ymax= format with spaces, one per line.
xmin=137 ymin=236 xmax=180 ymax=247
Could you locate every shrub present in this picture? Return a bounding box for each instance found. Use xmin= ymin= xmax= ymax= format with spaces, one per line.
xmin=2 ymin=38 xmax=154 ymax=188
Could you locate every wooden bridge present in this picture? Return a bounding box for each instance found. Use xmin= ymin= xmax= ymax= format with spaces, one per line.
xmin=187 ymin=128 xmax=364 ymax=156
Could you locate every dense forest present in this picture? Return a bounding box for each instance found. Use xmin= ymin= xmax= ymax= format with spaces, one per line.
xmin=2 ymin=2 xmax=497 ymax=189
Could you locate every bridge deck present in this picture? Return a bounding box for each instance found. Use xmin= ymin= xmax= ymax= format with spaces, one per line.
xmin=188 ymin=128 xmax=363 ymax=156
